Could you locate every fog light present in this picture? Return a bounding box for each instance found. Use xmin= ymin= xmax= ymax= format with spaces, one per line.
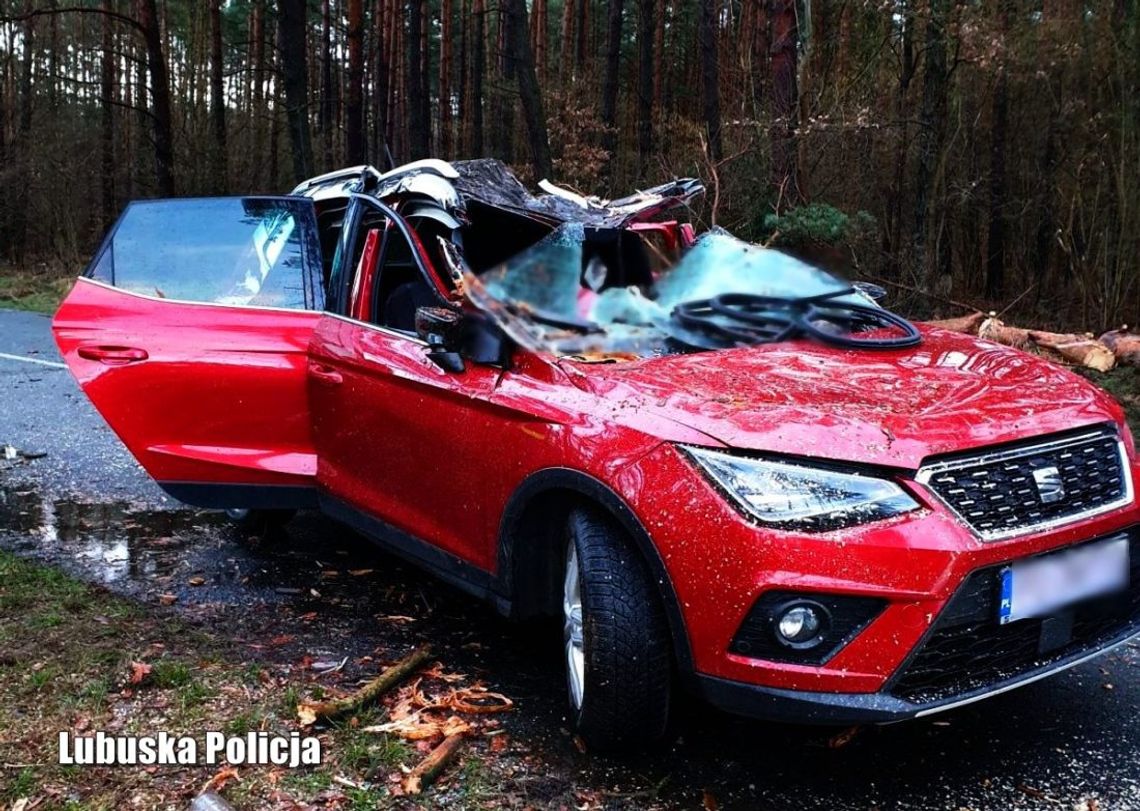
xmin=773 ymin=602 xmax=827 ymax=649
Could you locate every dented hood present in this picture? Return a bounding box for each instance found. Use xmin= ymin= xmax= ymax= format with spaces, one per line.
xmin=566 ymin=327 xmax=1121 ymax=470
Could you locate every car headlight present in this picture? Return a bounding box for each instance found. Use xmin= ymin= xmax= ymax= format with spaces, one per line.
xmin=683 ymin=447 xmax=920 ymax=531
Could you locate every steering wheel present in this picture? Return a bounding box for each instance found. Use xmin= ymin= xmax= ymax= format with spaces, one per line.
xmin=670 ymin=290 xmax=922 ymax=351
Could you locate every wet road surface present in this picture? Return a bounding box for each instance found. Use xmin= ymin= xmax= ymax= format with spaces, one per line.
xmin=3 ymin=308 xmax=1140 ymax=809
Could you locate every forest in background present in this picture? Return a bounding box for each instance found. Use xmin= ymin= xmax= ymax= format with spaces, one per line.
xmin=0 ymin=0 xmax=1137 ymax=329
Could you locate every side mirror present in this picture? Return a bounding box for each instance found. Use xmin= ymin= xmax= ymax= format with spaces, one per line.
xmin=415 ymin=306 xmax=466 ymax=373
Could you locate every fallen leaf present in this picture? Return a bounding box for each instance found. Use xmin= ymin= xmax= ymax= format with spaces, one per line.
xmin=188 ymin=576 xmax=206 ymax=587
xmin=200 ymin=766 xmax=240 ymax=795
xmin=129 ymin=661 xmax=153 ymax=686
xmin=297 ymin=703 xmax=318 ymax=726
xmin=827 ymin=725 xmax=861 ymax=749
xmin=158 ymin=594 xmax=177 ymax=606
xmin=348 ymin=569 xmax=375 ymax=576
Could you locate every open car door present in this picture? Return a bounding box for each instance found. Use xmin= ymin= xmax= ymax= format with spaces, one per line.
xmin=52 ymin=197 xmax=325 ymax=509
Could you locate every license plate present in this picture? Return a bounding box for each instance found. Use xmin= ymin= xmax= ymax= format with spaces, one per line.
xmin=999 ymin=537 xmax=1130 ymax=625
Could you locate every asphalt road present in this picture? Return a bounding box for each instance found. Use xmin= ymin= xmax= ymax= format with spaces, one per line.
xmin=3 ymin=307 xmax=1140 ymax=810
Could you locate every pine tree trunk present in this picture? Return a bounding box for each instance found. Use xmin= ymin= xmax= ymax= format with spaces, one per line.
xmin=346 ymin=0 xmax=366 ymax=163
xmin=209 ymin=0 xmax=227 ymax=192
xmin=471 ymin=0 xmax=485 ymax=155
xmin=769 ymin=0 xmax=802 ymax=208
xmin=913 ymin=0 xmax=949 ymax=283
xmin=636 ymin=0 xmax=654 ymax=175
xmin=373 ymin=0 xmax=391 ymax=167
xmin=278 ymin=0 xmax=315 ymax=182
xmin=503 ymin=0 xmax=551 ymax=179
xmin=101 ymin=0 xmax=115 ymax=229
xmin=600 ymin=0 xmax=624 ymax=177
xmin=251 ymin=0 xmax=266 ymax=188
xmin=986 ymin=1 xmax=1011 ymax=299
xmin=320 ymin=0 xmax=334 ymax=168
xmin=406 ymin=0 xmax=428 ymax=157
xmin=440 ymin=0 xmax=453 ymax=156
xmin=698 ymin=0 xmax=721 ymax=161
xmin=137 ymin=0 xmax=176 ymax=196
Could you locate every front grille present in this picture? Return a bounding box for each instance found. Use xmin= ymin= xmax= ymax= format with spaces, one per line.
xmin=917 ymin=427 xmax=1132 ymax=540
xmin=890 ymin=530 xmax=1140 ymax=703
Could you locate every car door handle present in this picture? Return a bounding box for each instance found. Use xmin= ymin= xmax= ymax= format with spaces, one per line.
xmin=77 ymin=344 xmax=149 ymax=365
xmin=308 ymin=363 xmax=343 ymax=385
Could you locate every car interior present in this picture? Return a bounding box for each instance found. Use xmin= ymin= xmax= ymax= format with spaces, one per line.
xmin=311 ymin=191 xmax=672 ymax=340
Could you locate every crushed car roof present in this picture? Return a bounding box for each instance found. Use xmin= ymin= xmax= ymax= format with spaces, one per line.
xmin=293 ymin=158 xmax=705 ymax=228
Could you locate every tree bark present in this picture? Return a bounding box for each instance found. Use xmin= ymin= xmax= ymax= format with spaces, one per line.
xmin=913 ymin=0 xmax=949 ymax=282
xmin=503 ymin=0 xmax=551 ymax=179
xmin=319 ymin=0 xmax=334 ymax=167
xmin=251 ymin=0 xmax=266 ymax=188
xmin=277 ymin=0 xmax=314 ymax=183
xmin=136 ymin=0 xmax=176 ymax=196
xmin=440 ymin=0 xmax=453 ymax=156
xmin=558 ymin=0 xmax=575 ymax=85
xmin=406 ymin=0 xmax=429 ymax=158
xmin=101 ymin=0 xmax=115 ymax=228
xmin=769 ymin=0 xmax=802 ymax=209
xmin=636 ymin=0 xmax=654 ymax=175
xmin=986 ymin=1 xmax=1011 ymax=299
xmin=373 ymin=0 xmax=391 ymax=167
xmin=600 ymin=0 xmax=624 ymax=173
xmin=698 ymin=0 xmax=721 ymax=161
xmin=209 ymin=0 xmax=227 ymax=192
xmin=470 ymin=0 xmax=485 ymax=155
xmin=346 ymin=0 xmax=365 ymax=163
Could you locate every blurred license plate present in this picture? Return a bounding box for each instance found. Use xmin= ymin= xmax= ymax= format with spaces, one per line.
xmin=999 ymin=537 xmax=1130 ymax=625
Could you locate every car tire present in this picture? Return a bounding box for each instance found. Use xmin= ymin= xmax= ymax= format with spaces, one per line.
xmin=224 ymin=508 xmax=296 ymax=533
xmin=563 ymin=506 xmax=672 ymax=751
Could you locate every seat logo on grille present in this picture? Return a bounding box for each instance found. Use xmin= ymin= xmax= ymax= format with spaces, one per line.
xmin=1032 ymin=466 xmax=1065 ymax=504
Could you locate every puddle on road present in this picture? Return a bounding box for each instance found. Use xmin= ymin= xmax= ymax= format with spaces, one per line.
xmin=0 ymin=486 xmax=214 ymax=584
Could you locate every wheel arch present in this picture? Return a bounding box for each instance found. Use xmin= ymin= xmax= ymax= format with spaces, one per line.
xmin=496 ymin=467 xmax=696 ymax=680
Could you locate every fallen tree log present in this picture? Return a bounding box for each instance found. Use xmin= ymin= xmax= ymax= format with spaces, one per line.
xmin=297 ymin=644 xmax=433 ymax=725
xmin=978 ymin=316 xmax=1032 ymax=349
xmin=403 ymin=732 xmax=466 ymax=795
xmin=923 ymin=311 xmax=985 ymax=335
xmin=1028 ymin=330 xmax=1116 ymax=372
xmin=1100 ymin=327 xmax=1140 ymax=367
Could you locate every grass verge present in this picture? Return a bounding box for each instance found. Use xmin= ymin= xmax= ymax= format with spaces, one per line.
xmin=0 ymin=269 xmax=73 ymax=314
xmin=0 ymin=551 xmax=521 ymax=810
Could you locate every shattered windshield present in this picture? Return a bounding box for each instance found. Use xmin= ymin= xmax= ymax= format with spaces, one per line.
xmin=470 ymin=224 xmax=909 ymax=360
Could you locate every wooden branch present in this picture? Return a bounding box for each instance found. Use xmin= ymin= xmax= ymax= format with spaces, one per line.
xmin=866 ymin=276 xmax=982 ymax=314
xmin=297 ymin=645 xmax=432 ymax=725
xmin=0 ymin=6 xmax=143 ymax=34
xmin=923 ymin=311 xmax=985 ymax=335
xmin=403 ymin=733 xmax=466 ymax=795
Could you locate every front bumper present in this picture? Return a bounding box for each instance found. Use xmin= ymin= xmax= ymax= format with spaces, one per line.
xmin=696 ymin=621 xmax=1140 ymax=725
xmin=620 ymin=445 xmax=1140 ymax=706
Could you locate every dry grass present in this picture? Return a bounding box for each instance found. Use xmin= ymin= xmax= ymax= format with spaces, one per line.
xmin=0 ymin=267 xmax=75 ymax=314
xmin=0 ymin=552 xmax=523 ymax=810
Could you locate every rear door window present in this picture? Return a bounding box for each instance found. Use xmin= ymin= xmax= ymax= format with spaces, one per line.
xmin=87 ymin=197 xmax=325 ymax=310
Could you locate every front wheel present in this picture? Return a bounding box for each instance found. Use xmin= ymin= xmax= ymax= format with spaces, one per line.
xmin=562 ymin=507 xmax=672 ymax=751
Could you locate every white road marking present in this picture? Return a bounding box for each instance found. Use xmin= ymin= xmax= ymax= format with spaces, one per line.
xmin=0 ymin=351 xmax=67 ymax=370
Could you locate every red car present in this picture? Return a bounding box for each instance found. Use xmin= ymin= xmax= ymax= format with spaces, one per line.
xmin=53 ymin=159 xmax=1140 ymax=750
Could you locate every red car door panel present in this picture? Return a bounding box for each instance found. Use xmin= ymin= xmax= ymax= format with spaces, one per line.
xmin=52 ymin=196 xmax=324 ymax=499
xmin=309 ymin=314 xmax=508 ymax=568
